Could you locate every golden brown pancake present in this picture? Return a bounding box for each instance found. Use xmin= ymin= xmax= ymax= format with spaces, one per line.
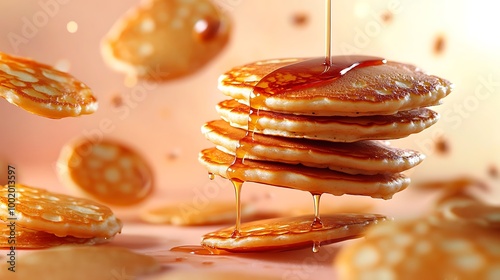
xmin=0 ymin=51 xmax=97 ymax=118
xmin=101 ymin=0 xmax=230 ymax=81
xmin=57 ymin=138 xmax=154 ymax=206
xmin=202 ymin=214 xmax=386 ymax=252
xmin=202 ymin=119 xmax=424 ymax=175
xmin=217 ymin=99 xmax=439 ymax=142
xmin=218 ymin=58 xmax=452 ymax=116
xmin=335 ymin=217 xmax=500 ymax=280
xmin=199 ymin=148 xmax=410 ymax=199
xmin=0 ymin=184 xmax=122 ymax=238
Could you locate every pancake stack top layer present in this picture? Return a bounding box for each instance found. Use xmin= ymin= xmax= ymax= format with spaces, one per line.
xmin=198 ymin=55 xmax=453 ymax=252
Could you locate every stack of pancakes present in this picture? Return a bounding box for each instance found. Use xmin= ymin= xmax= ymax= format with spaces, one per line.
xmin=200 ymin=57 xmax=453 ymax=200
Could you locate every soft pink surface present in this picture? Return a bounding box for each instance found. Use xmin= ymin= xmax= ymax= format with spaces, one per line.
xmin=1 ymin=0 xmax=499 ymax=279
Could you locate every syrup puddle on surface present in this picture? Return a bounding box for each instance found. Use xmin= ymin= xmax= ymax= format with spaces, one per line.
xmin=170 ymin=245 xmax=226 ymax=255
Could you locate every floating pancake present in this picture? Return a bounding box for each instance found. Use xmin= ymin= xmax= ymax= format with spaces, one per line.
xmin=202 ymin=119 xmax=424 ymax=175
xmin=0 ymin=51 xmax=97 ymax=118
xmin=57 ymin=138 xmax=154 ymax=206
xmin=432 ymin=195 xmax=500 ymax=229
xmin=0 ymin=184 xmax=122 ymax=238
xmin=101 ymin=0 xmax=230 ymax=81
xmin=199 ymin=148 xmax=410 ymax=199
xmin=202 ymin=214 xmax=386 ymax=252
xmin=0 ymin=246 xmax=160 ymax=280
xmin=141 ymin=201 xmax=256 ymax=226
xmin=335 ymin=218 xmax=500 ymax=280
xmin=0 ymin=222 xmax=108 ymax=249
xmin=216 ymin=99 xmax=439 ymax=142
xmin=218 ymin=57 xmax=452 ymax=116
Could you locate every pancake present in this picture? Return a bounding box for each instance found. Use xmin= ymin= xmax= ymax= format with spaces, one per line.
xmin=218 ymin=57 xmax=452 ymax=116
xmin=217 ymin=99 xmax=439 ymax=142
xmin=335 ymin=217 xmax=500 ymax=280
xmin=201 ymin=214 xmax=386 ymax=252
xmin=202 ymin=119 xmax=424 ymax=175
xmin=57 ymin=137 xmax=154 ymax=206
xmin=0 ymin=246 xmax=160 ymax=280
xmin=0 ymin=51 xmax=97 ymax=118
xmin=199 ymin=148 xmax=410 ymax=199
xmin=101 ymin=0 xmax=230 ymax=81
xmin=0 ymin=184 xmax=122 ymax=238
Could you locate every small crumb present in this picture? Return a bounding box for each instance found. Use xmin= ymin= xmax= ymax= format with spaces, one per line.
xmin=166 ymin=148 xmax=182 ymax=161
xmin=435 ymin=136 xmax=450 ymax=155
xmin=488 ymin=165 xmax=498 ymax=178
xmin=110 ymin=94 xmax=123 ymax=107
xmin=433 ymin=34 xmax=446 ymax=55
xmin=291 ymin=12 xmax=309 ymax=27
xmin=380 ymin=11 xmax=393 ymax=23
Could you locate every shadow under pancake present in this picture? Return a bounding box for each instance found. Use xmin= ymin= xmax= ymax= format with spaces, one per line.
xmin=109 ymin=234 xmax=170 ymax=250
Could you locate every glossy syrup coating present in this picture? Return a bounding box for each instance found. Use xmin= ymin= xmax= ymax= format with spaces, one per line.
xmin=0 ymin=51 xmax=97 ymax=118
xmin=218 ymin=57 xmax=452 ymax=116
xmin=0 ymin=184 xmax=122 ymax=238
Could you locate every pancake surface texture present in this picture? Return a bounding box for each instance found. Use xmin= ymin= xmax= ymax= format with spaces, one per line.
xmin=0 ymin=51 xmax=97 ymax=118
xmin=202 ymin=214 xmax=386 ymax=252
xmin=217 ymin=99 xmax=440 ymax=142
xmin=202 ymin=120 xmax=424 ymax=175
xmin=199 ymin=148 xmax=410 ymax=199
xmin=198 ymin=55 xmax=453 ymax=253
xmin=0 ymin=184 xmax=122 ymax=238
xmin=218 ymin=57 xmax=453 ymax=116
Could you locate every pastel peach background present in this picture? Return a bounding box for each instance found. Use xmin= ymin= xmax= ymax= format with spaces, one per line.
xmin=0 ymin=0 xmax=499 ymax=278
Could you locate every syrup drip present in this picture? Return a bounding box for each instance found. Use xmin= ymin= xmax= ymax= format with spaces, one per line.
xmin=312 ymin=241 xmax=321 ymax=253
xmin=230 ymin=179 xmax=243 ymax=238
xmin=311 ymin=193 xmax=323 ymax=229
xmin=208 ymin=172 xmax=215 ymax=180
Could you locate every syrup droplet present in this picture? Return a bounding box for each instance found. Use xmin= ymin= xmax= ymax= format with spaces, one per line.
xmin=208 ymin=172 xmax=215 ymax=180
xmin=312 ymin=241 xmax=321 ymax=253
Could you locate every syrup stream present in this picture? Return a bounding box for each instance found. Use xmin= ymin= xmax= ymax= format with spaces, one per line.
xmin=325 ymin=0 xmax=332 ymax=65
xmin=311 ymin=193 xmax=323 ymax=229
xmin=231 ymin=179 xmax=243 ymax=237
